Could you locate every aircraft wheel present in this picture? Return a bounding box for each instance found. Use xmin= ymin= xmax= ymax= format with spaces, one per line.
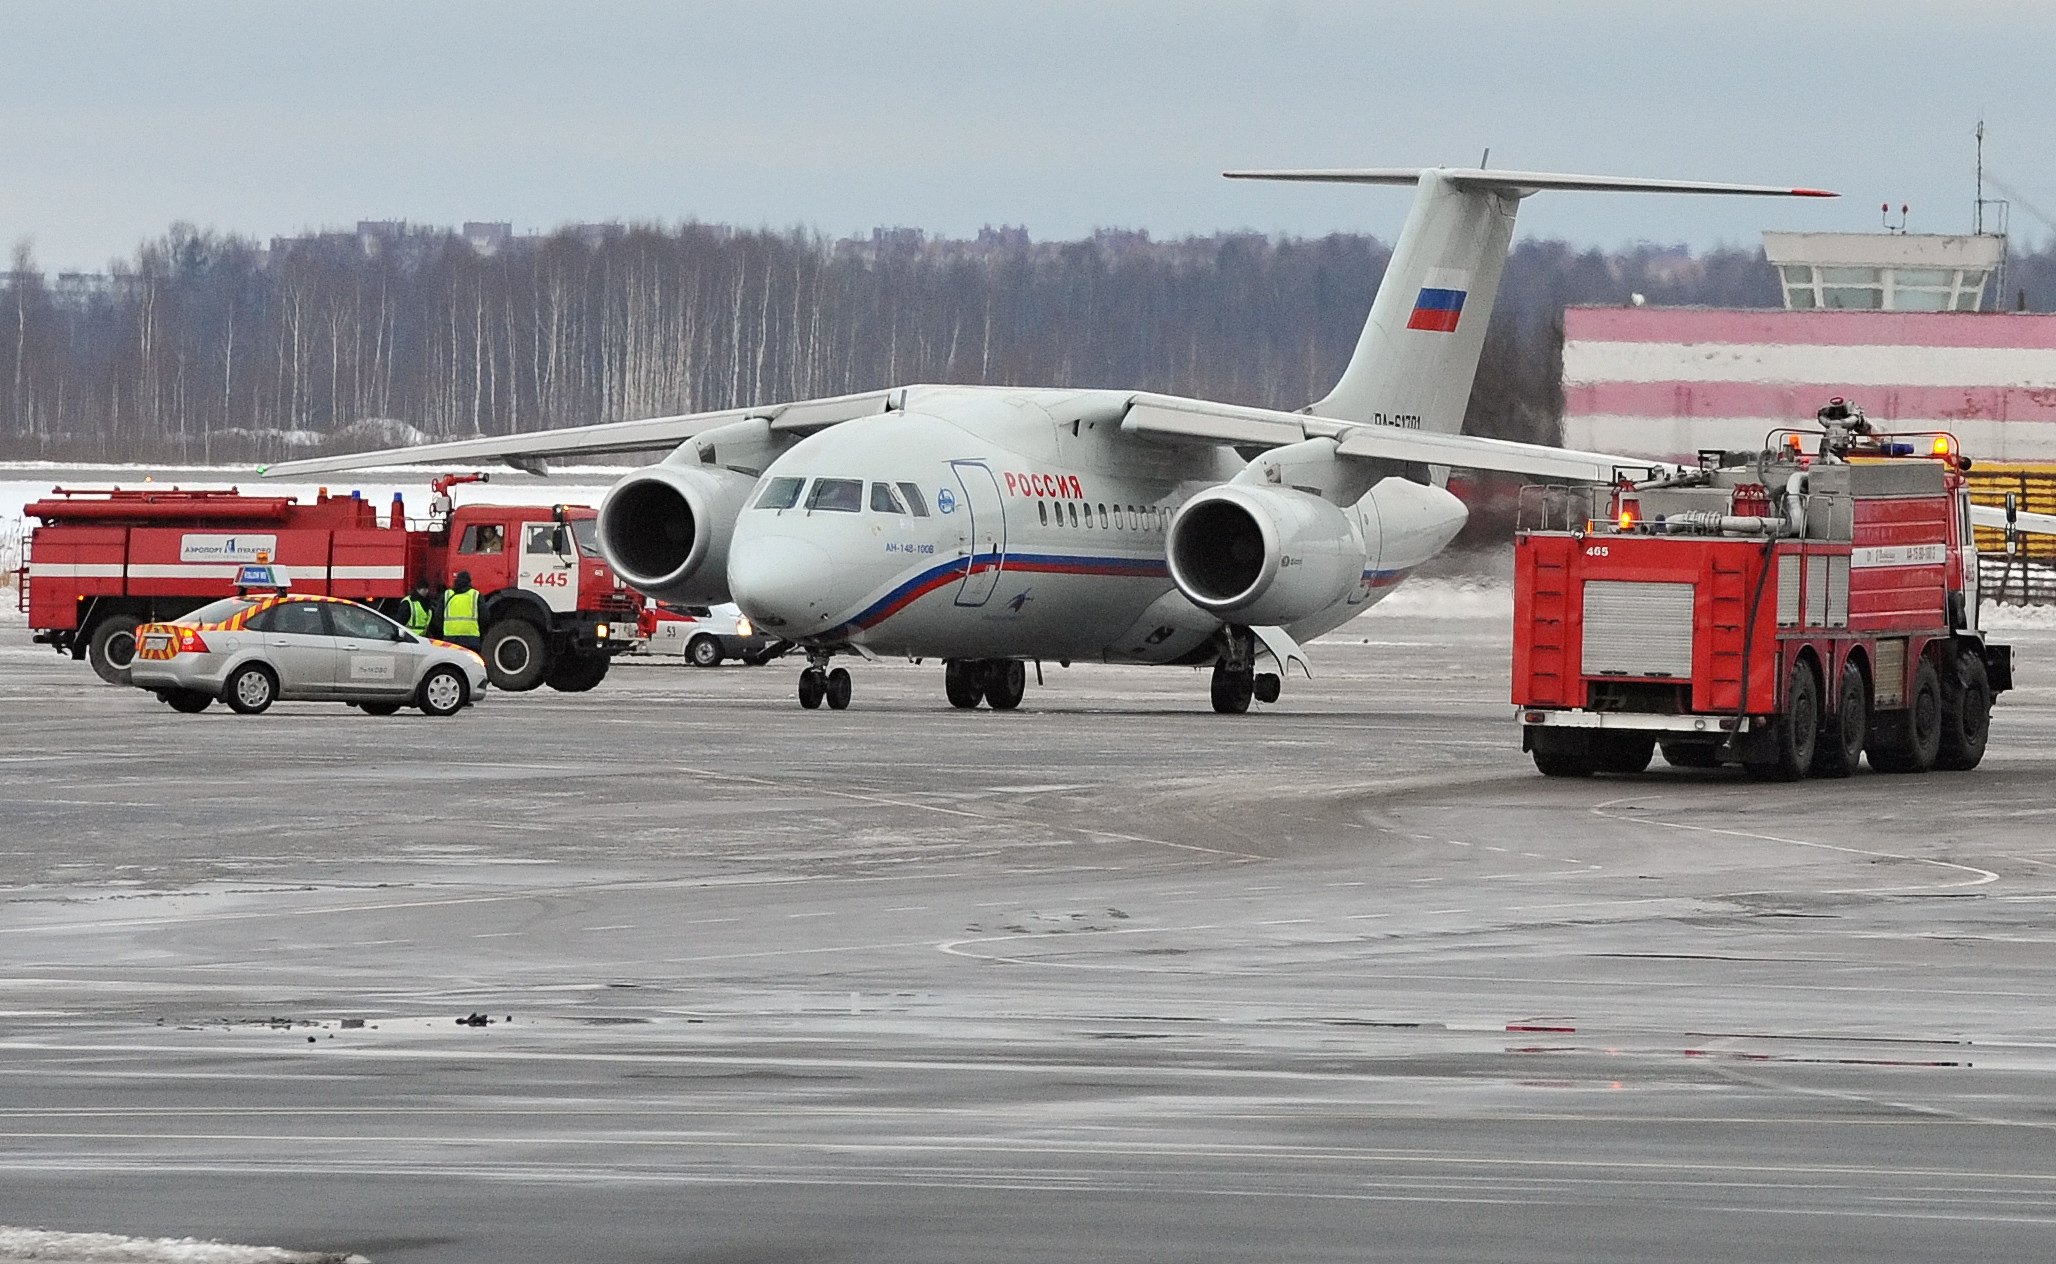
xmin=984 ymin=660 xmax=1026 ymax=710
xmin=1253 ymin=672 xmax=1281 ymax=704
xmin=825 ymin=667 xmax=853 ymax=711
xmin=798 ymin=667 xmax=826 ymax=710
xmin=943 ymin=659 xmax=984 ymax=709
xmin=1209 ymin=663 xmax=1253 ymax=714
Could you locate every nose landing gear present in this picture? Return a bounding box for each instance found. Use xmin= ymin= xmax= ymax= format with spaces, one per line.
xmin=796 ymin=657 xmax=853 ymax=710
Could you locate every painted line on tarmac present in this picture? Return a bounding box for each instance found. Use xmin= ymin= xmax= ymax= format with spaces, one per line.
xmin=1590 ymin=796 xmax=2001 ymax=893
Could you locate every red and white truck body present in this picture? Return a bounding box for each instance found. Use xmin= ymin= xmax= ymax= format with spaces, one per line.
xmin=1512 ymin=418 xmax=2010 ymax=779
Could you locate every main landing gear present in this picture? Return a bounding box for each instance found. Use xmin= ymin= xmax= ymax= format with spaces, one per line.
xmin=1209 ymin=629 xmax=1281 ymax=714
xmin=796 ymin=652 xmax=853 ymax=711
xmin=943 ymin=658 xmax=1027 ymax=710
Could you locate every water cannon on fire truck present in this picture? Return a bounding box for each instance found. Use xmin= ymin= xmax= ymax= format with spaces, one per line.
xmin=18 ymin=477 xmax=641 ymax=694
xmin=1511 ymin=398 xmax=2016 ymax=780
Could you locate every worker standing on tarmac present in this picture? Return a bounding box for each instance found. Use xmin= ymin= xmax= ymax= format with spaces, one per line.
xmin=402 ymin=579 xmax=439 ymax=638
xmin=442 ymin=571 xmax=483 ymax=653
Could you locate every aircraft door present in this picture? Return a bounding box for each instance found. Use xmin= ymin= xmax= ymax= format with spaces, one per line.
xmin=948 ymin=460 xmax=1007 ymax=607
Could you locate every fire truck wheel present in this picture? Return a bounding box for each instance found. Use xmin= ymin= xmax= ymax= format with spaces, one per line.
xmin=483 ymin=620 xmax=549 ymax=692
xmin=1869 ymin=657 xmax=1943 ymax=774
xmin=1745 ymin=658 xmax=1819 ymax=782
xmin=545 ymin=653 xmax=611 ymax=693
xmin=160 ymin=688 xmax=212 ymax=714
xmin=984 ymin=660 xmax=1027 ymax=711
xmin=798 ymin=667 xmax=827 ymax=709
xmin=224 ymin=664 xmax=278 ymax=715
xmin=687 ymin=636 xmax=724 ymax=668
xmin=1591 ymin=732 xmax=1655 ymax=775
xmin=943 ymin=659 xmax=984 ymax=709
xmin=1810 ymin=658 xmax=1870 ymax=779
xmin=825 ymin=667 xmax=854 ymax=711
xmin=1530 ymin=730 xmax=1594 ymax=778
xmin=88 ymin=615 xmax=144 ymax=686
xmin=1660 ymin=742 xmax=1722 ymax=769
xmin=1936 ymin=650 xmax=1992 ymax=772
xmin=417 ymin=667 xmax=470 ymax=717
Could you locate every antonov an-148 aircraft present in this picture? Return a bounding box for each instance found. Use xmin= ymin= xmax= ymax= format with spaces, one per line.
xmin=268 ymin=167 xmax=1839 ymax=713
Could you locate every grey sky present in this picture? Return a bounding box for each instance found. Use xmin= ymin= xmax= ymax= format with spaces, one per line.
xmin=5 ymin=1 xmax=2053 ymax=272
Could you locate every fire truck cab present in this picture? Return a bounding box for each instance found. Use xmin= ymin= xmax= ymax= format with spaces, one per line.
xmin=1512 ymin=402 xmax=2010 ymax=780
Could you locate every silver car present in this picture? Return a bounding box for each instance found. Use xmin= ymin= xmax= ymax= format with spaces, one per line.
xmin=130 ymin=594 xmax=488 ymax=717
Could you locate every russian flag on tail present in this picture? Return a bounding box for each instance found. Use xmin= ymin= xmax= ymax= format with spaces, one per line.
xmin=1407 ymin=267 xmax=1471 ymax=333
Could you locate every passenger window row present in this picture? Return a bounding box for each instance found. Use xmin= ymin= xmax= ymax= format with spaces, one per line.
xmin=755 ymin=477 xmax=930 ymax=517
xmin=1035 ymin=501 xmax=1167 ymax=532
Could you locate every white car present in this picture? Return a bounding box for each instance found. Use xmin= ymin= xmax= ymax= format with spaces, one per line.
xmin=130 ymin=594 xmax=489 ymax=716
xmin=633 ymin=601 xmax=776 ymax=667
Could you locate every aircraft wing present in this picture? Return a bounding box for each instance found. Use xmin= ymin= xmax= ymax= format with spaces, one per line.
xmin=1972 ymin=503 xmax=2056 ymax=536
xmin=1120 ymin=392 xmax=1680 ymax=483
xmin=257 ymin=388 xmax=898 ymax=478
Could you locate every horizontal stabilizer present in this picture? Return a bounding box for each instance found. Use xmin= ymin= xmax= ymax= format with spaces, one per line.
xmin=1123 ymin=392 xmax=1678 ymax=483
xmin=1224 ymin=167 xmax=1836 ymax=199
xmin=259 ymin=389 xmax=898 ymax=478
xmin=1971 ymin=503 xmax=2056 ymax=537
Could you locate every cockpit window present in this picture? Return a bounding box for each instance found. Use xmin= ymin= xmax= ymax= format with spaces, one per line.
xmin=755 ymin=477 xmax=805 ymax=510
xmin=870 ymin=482 xmax=909 ymax=514
xmin=806 ymin=478 xmax=864 ymax=513
xmin=897 ymin=482 xmax=930 ymax=517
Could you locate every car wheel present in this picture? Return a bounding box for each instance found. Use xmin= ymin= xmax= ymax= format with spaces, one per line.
xmin=688 ymin=636 xmax=723 ymax=668
xmin=483 ymin=620 xmax=548 ymax=692
xmin=161 ymin=689 xmax=212 ymax=714
xmin=89 ymin=614 xmax=144 ymax=686
xmin=417 ymin=666 xmax=469 ymax=717
xmin=356 ymin=701 xmax=403 ymax=716
xmin=224 ymin=664 xmax=277 ymax=715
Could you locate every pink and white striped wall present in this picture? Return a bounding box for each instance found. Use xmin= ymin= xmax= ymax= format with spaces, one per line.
xmin=1561 ymin=308 xmax=2056 ymax=462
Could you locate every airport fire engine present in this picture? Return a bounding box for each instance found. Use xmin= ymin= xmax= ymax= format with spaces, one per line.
xmin=18 ymin=473 xmax=641 ymax=693
xmin=1512 ymin=402 xmax=2010 ymax=779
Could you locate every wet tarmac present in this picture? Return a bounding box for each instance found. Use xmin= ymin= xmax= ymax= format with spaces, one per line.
xmin=5 ymin=608 xmax=2056 ymax=1262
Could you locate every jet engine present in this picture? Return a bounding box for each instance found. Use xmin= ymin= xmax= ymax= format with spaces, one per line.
xmin=1166 ymin=484 xmax=1366 ymax=626
xmin=596 ymin=462 xmax=758 ymax=605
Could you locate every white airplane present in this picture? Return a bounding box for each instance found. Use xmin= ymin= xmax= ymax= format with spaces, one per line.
xmin=266 ymin=167 xmax=1838 ymax=713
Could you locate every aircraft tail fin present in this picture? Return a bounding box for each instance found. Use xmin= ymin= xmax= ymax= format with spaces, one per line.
xmin=1224 ymin=168 xmax=1833 ymax=436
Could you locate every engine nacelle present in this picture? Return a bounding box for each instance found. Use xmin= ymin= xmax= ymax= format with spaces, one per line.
xmin=1167 ymin=484 xmax=1366 ymax=626
xmin=596 ymin=461 xmax=758 ymax=605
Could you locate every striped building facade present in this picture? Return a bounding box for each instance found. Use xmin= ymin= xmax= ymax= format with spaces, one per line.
xmin=1561 ymin=308 xmax=2056 ymax=464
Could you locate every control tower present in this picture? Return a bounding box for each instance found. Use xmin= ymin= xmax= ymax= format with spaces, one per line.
xmin=1763 ymin=230 xmax=2004 ymax=312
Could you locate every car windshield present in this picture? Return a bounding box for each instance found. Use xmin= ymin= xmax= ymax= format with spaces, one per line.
xmin=569 ymin=518 xmax=599 ymax=556
xmin=177 ymin=597 xmax=262 ymax=626
xmin=755 ymin=477 xmax=805 ymax=510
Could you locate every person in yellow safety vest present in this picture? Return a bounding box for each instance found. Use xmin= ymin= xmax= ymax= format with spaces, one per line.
xmin=402 ymin=579 xmax=438 ymax=638
xmin=442 ymin=570 xmax=483 ymax=652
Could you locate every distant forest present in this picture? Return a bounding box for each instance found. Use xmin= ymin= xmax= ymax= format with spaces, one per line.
xmin=5 ymin=221 xmax=2055 ymax=462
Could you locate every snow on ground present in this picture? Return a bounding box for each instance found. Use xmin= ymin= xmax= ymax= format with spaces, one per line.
xmin=0 ymin=1227 xmax=365 ymax=1264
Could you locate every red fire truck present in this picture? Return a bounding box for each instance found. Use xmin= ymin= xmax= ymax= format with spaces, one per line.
xmin=1512 ymin=403 xmax=2010 ymax=780
xmin=19 ymin=474 xmax=641 ymax=693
